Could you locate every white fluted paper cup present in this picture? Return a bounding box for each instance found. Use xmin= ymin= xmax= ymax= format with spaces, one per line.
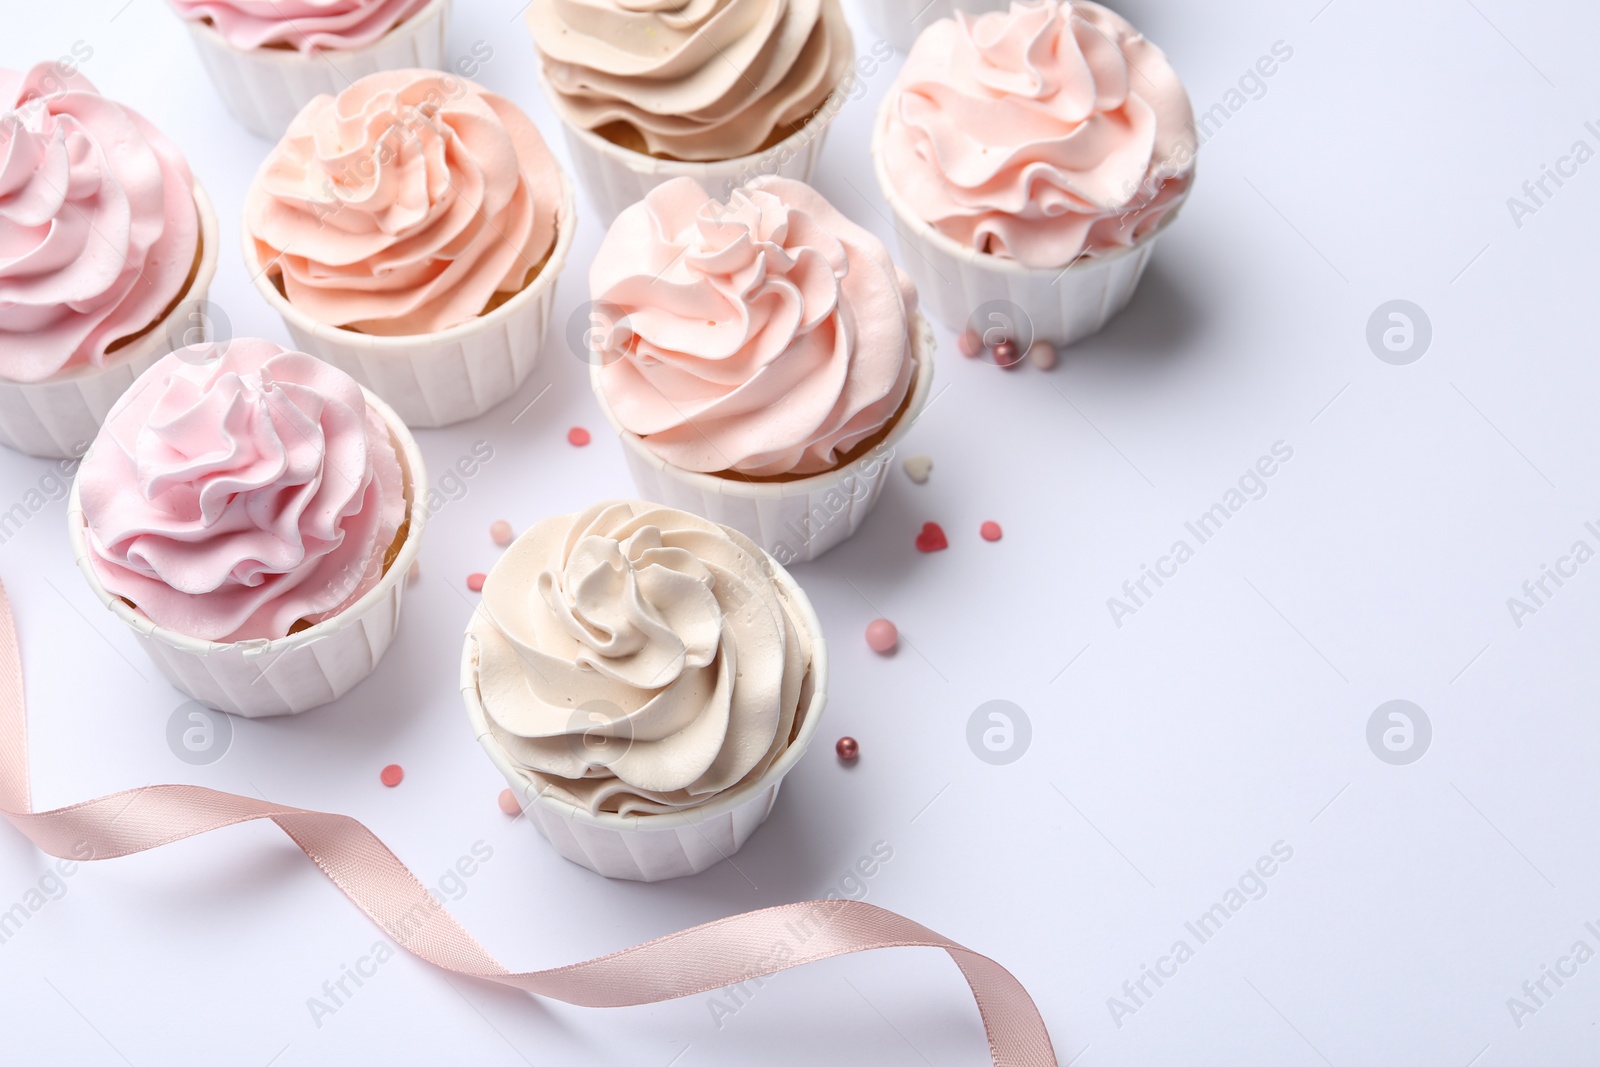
xmin=856 ymin=0 xmax=1008 ymax=52
xmin=243 ymin=171 xmax=576 ymax=429
xmin=591 ymin=314 xmax=933 ymax=565
xmin=67 ymin=388 xmax=428 ymax=719
xmin=180 ymin=0 xmax=450 ymax=140
xmin=462 ymin=552 xmax=827 ymax=881
xmin=0 ymin=183 xmax=220 ymax=460
xmin=871 ymin=98 xmax=1186 ymax=347
xmin=542 ymin=69 xmax=842 ymax=226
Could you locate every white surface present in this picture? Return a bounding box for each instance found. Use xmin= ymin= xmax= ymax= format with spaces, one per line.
xmin=3 ymin=2 xmax=1598 ymax=1066
xmin=855 ymin=0 xmax=1008 ymax=52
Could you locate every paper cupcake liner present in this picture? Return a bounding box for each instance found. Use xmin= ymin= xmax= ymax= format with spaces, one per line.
xmin=67 ymin=389 xmax=429 ymax=719
xmin=462 ymin=552 xmax=828 ymax=881
xmin=855 ymin=0 xmax=1009 ymax=51
xmin=871 ymin=98 xmax=1186 ymax=346
xmin=0 ymin=183 xmax=221 ymax=460
xmin=591 ymin=314 xmax=934 ymax=565
xmin=244 ymin=171 xmax=576 ymax=429
xmin=545 ymin=69 xmax=840 ymax=226
xmin=181 ymin=0 xmax=450 ymax=140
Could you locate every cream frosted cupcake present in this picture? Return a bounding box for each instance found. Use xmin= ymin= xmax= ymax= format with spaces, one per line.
xmin=873 ymin=0 xmax=1196 ymax=352
xmin=68 ymin=338 xmax=427 ymax=718
xmin=586 ymin=176 xmax=933 ymax=564
xmin=526 ymin=0 xmax=853 ymax=222
xmin=243 ymin=69 xmax=576 ymax=428
xmin=0 ymin=64 xmax=218 ymax=459
xmin=462 ymin=500 xmax=825 ymax=881
xmin=168 ymin=0 xmax=450 ymax=139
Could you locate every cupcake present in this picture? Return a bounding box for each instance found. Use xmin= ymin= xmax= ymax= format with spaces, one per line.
xmin=873 ymin=0 xmax=1196 ymax=350
xmin=168 ymin=0 xmax=450 ymax=139
xmin=526 ymin=0 xmax=853 ymax=223
xmin=0 ymin=64 xmax=218 ymax=459
xmin=462 ymin=500 xmax=826 ymax=881
xmin=67 ymin=338 xmax=427 ymax=718
xmin=586 ymin=176 xmax=933 ymax=564
xmin=243 ymin=69 xmax=576 ymax=428
xmin=856 ymin=0 xmax=1007 ymax=52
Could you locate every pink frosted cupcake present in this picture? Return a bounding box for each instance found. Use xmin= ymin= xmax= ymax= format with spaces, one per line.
xmin=586 ymin=176 xmax=933 ymax=563
xmin=873 ymin=0 xmax=1196 ymax=351
xmin=243 ymin=69 xmax=575 ymax=427
xmin=168 ymin=0 xmax=450 ymax=139
xmin=0 ymin=64 xmax=218 ymax=458
xmin=68 ymin=339 xmax=427 ymax=717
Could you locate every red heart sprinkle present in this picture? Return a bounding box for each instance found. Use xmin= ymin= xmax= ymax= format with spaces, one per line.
xmin=915 ymin=522 xmax=948 ymax=553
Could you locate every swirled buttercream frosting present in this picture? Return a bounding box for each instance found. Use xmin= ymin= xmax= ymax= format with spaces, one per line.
xmin=168 ymin=0 xmax=433 ymax=52
xmin=246 ymin=69 xmax=563 ymax=335
xmin=469 ymin=501 xmax=816 ymax=817
xmin=77 ymin=338 xmax=408 ymax=642
xmin=879 ymin=0 xmax=1195 ymax=268
xmin=0 ymin=64 xmax=200 ymax=382
xmin=592 ymin=176 xmax=915 ymax=477
xmin=527 ymin=0 xmax=853 ymax=161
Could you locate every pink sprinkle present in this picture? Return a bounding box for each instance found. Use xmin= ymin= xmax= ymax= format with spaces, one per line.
xmin=407 ymin=560 xmax=420 ymax=585
xmin=497 ymin=788 xmax=522 ymax=816
xmin=958 ymin=330 xmax=982 ymax=358
xmin=380 ymin=764 xmax=404 ymax=788
xmin=915 ymin=522 xmax=948 ymax=553
xmin=568 ymin=426 xmax=591 ymax=447
xmin=865 ymin=618 xmax=898 ymax=654
xmin=980 ymin=521 xmax=1003 ymax=542
xmin=490 ymin=519 xmax=514 ymax=546
xmin=467 ymin=572 xmax=486 ymax=592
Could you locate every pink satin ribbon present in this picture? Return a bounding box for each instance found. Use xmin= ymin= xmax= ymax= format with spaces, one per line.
xmin=0 ymin=580 xmax=1057 ymax=1065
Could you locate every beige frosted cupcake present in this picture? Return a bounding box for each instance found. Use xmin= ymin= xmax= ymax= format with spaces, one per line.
xmin=243 ymin=69 xmax=575 ymax=428
xmin=873 ymin=0 xmax=1196 ymax=352
xmin=585 ymin=176 xmax=933 ymax=564
xmin=463 ymin=501 xmax=826 ymax=881
xmin=168 ymin=0 xmax=451 ymax=139
xmin=526 ymin=0 xmax=854 ymax=222
xmin=69 ymin=339 xmax=426 ymax=718
xmin=0 ymin=64 xmax=218 ymax=458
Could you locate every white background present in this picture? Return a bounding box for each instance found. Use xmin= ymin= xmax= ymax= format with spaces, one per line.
xmin=5 ymin=1 xmax=1600 ymax=1064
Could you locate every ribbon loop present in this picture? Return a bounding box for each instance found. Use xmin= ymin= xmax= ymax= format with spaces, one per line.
xmin=0 ymin=580 xmax=1057 ymax=1066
